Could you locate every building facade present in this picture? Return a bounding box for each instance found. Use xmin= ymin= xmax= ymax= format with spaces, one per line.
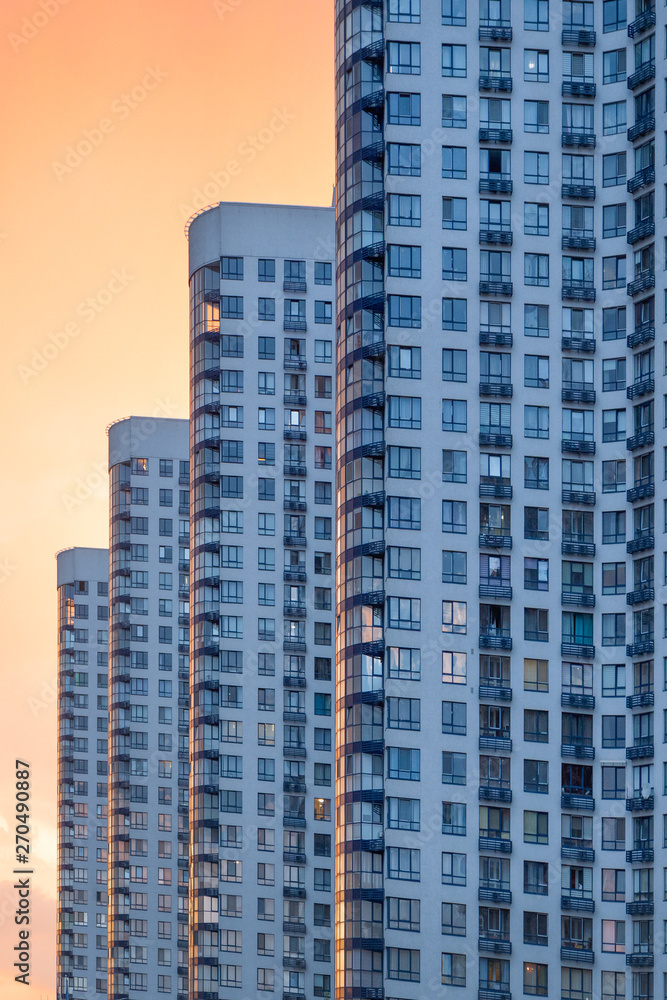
xmin=187 ymin=202 xmax=336 ymax=999
xmin=106 ymin=417 xmax=190 ymax=1000
xmin=57 ymin=546 xmax=111 ymax=1000
xmin=335 ymin=2 xmax=661 ymax=1000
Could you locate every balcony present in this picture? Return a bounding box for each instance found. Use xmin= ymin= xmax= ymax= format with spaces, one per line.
xmin=479 ymin=73 xmax=513 ymax=92
xmin=479 ymin=785 xmax=512 ymax=803
xmin=626 ymin=900 xmax=654 ymax=916
xmin=479 ymin=734 xmax=512 ymax=753
xmin=479 ymin=329 xmax=513 ymax=346
xmin=479 ymin=176 xmax=513 ymax=194
xmin=562 ymin=129 xmax=596 ymax=148
xmin=626 ymin=793 xmax=653 ymax=810
xmin=284 ymin=534 xmax=306 ymax=547
xmin=562 ymin=79 xmax=596 ymax=97
xmin=478 ymin=884 xmax=511 ymax=904
xmin=283 ymin=569 xmax=306 ymax=583
xmin=561 ymin=946 xmax=594 ymax=965
xmin=361 ymin=338 xmax=386 ymax=359
xmin=562 ymin=28 xmax=596 ymax=45
xmin=479 ymin=630 xmax=512 ymax=650
xmin=479 ymin=936 xmax=512 ymax=954
xmin=627 ymin=480 xmax=654 ymax=502
xmin=478 ymin=835 xmax=512 ymax=853
xmin=479 ymin=984 xmax=511 ymax=1000
xmin=627 ymin=219 xmax=655 ymax=245
xmin=626 ymin=374 xmax=654 ymax=398
xmin=626 ymin=429 xmax=654 ymax=450
xmin=561 ymin=590 xmax=595 ymax=608
xmin=561 ymin=641 xmax=595 ymax=658
xmin=562 ymin=537 xmax=595 ymax=556
xmin=626 ymin=691 xmax=653 ymax=708
xmin=561 ymin=335 xmax=595 ymax=352
xmin=283 ymin=499 xmax=306 ymax=513
xmin=562 ymin=438 xmax=595 ymax=455
xmin=628 ymin=7 xmax=656 ymax=36
xmin=282 ymin=884 xmax=306 ymax=897
xmin=626 ymin=953 xmax=653 ymax=967
xmin=628 ymin=116 xmax=655 ymax=142
xmin=626 ymin=639 xmax=655 ymax=657
xmin=628 ymin=60 xmax=655 ymax=89
xmin=561 ymin=739 xmax=595 ymax=759
xmin=283 ymin=279 xmax=306 ymax=293
xmin=479 ymin=481 xmax=512 ymax=499
xmin=561 ymin=894 xmax=595 ymax=911
xmin=283 ymin=674 xmax=306 ymax=688
xmin=562 ymin=182 xmax=596 ymax=199
xmin=562 ymin=381 xmax=595 ymax=403
xmin=479 ymin=432 xmax=512 ymax=448
xmin=283 ymin=639 xmax=306 ymax=653
xmin=626 ymin=848 xmax=654 ymax=863
xmin=628 ymin=322 xmax=654 ymax=349
xmin=560 ymin=793 xmax=595 ymax=811
xmin=478 ymin=127 xmax=513 ymax=144
xmin=561 ymin=489 xmax=595 ymax=505
xmin=562 ymin=284 xmax=596 ymax=302
xmin=478 ymin=20 xmax=512 ymax=40
xmin=479 ymin=378 xmax=513 ymax=397
xmin=361 ymin=489 xmax=385 ymax=507
xmin=627 ymin=165 xmax=654 ymax=193
xmin=479 ymin=532 xmax=512 ymax=549
xmin=283 ymin=356 xmax=307 ymax=371
xmin=561 ymin=692 xmax=595 ymax=709
xmin=626 ymin=586 xmax=654 ymax=605
xmin=626 ymin=532 xmax=653 ymax=554
xmin=479 ymin=681 xmax=512 ymax=702
xmin=562 ymin=232 xmax=596 ymax=251
xmin=626 ymin=739 xmax=653 ymax=760
xmin=479 ymin=583 xmax=512 ymax=600
xmin=479 ymin=228 xmax=513 ymax=246
xmin=561 ymin=840 xmax=594 ymax=862
xmin=479 ymin=280 xmax=513 ymax=296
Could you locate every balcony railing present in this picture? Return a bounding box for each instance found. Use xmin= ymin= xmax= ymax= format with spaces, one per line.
xmin=626 ymin=429 xmax=654 ymax=450
xmin=562 ymin=129 xmax=596 ymax=147
xmin=626 ymin=638 xmax=654 ymax=656
xmin=560 ymin=792 xmax=594 ymax=811
xmin=628 ymin=8 xmax=656 ymax=37
xmin=479 ymin=20 xmax=513 ymax=41
xmin=562 ymin=381 xmax=595 ymax=402
xmin=478 ymin=127 xmax=513 ymax=143
xmin=479 ymin=280 xmax=513 ymax=296
xmin=562 ymin=79 xmax=596 ymax=97
xmin=479 ymin=784 xmax=512 ymax=802
xmin=561 ymin=692 xmax=595 ymax=709
xmin=479 ymin=378 xmax=513 ymax=396
xmin=562 ymin=27 xmax=596 ymax=45
xmin=479 ymin=681 xmax=512 ymax=701
xmin=626 ymin=531 xmax=654 ymax=554
xmin=561 ymin=739 xmax=595 ymax=758
xmin=627 ymin=165 xmax=654 ymax=192
xmin=562 ymin=284 xmax=596 ymax=301
xmin=626 ymin=374 xmax=654 ymax=398
xmin=562 ymin=438 xmax=595 ymax=455
xmin=479 ymin=329 xmax=513 ymax=346
xmin=479 ymin=74 xmax=513 ymax=92
xmin=479 ymin=228 xmax=513 ymax=246
xmin=478 ymin=883 xmax=511 ymax=904
xmin=561 ymin=840 xmax=594 ymax=862
xmin=626 ymin=691 xmax=653 ymax=708
xmin=627 ymin=60 xmax=655 ymax=89
xmin=627 ymin=322 xmax=654 ymax=348
xmin=626 ymin=793 xmax=654 ymax=810
xmin=562 ymin=182 xmax=595 ymax=199
xmin=479 ymin=630 xmax=512 ymax=650
xmin=479 ymin=936 xmax=512 ymax=954
xmin=479 ymin=532 xmax=512 ymax=548
xmin=628 ymin=115 xmax=655 ymax=142
xmin=561 ymin=334 xmax=596 ymax=352
xmin=561 ymin=893 xmax=595 ymax=910
xmin=562 ymin=232 xmax=596 ymax=251
xmin=561 ymin=590 xmax=596 ymax=608
xmin=479 ymin=176 xmax=513 ymax=194
xmin=626 ymin=900 xmax=653 ymax=915
xmin=626 ymin=847 xmax=654 ymax=863
xmin=479 ymin=583 xmax=512 ymax=600
xmin=561 ymin=489 xmax=596 ymax=505
xmin=562 ymin=536 xmax=595 ymax=556
xmin=479 ymin=480 xmax=512 ymax=498
xmin=626 ymin=738 xmax=654 ymax=759
xmin=479 ymin=431 xmax=512 ymax=447
xmin=478 ymin=835 xmax=512 ymax=853
xmin=627 ymin=218 xmax=655 ymax=244
xmin=626 ymin=586 xmax=654 ymax=605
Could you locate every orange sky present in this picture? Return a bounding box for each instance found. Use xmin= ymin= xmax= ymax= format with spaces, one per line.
xmin=0 ymin=1 xmax=333 ymax=994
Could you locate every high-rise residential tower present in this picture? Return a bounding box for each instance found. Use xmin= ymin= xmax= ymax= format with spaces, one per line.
xmin=57 ymin=546 xmax=110 ymax=1000
xmin=106 ymin=417 xmax=190 ymax=1000
xmin=187 ymin=202 xmax=336 ymax=1000
xmin=335 ymin=2 xmax=661 ymax=999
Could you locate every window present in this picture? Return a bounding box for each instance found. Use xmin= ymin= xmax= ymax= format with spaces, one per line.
xmin=525 ymin=303 xmax=549 ymax=338
xmin=388 ymin=244 xmax=421 ymax=279
xmin=442 ymin=651 xmax=467 ymax=683
xmin=524 ymin=709 xmax=548 ymax=743
xmin=603 ymin=255 xmax=627 ymax=290
xmin=524 ymin=151 xmax=549 ymax=184
xmin=603 ymin=0 xmax=626 ymax=33
xmin=524 ymin=0 xmax=549 ymax=31
xmin=525 ymin=253 xmax=549 ymax=286
xmin=258 ymin=258 xmax=275 ymax=282
xmin=603 ymin=47 xmax=626 ymax=83
xmin=442 ymin=94 xmax=466 ymax=128
xmin=524 ymin=963 xmax=548 ymax=996
xmin=442 ymin=550 xmax=467 ymax=585
xmin=442 ymin=801 xmax=466 ymax=836
xmin=442 ymin=350 xmax=467 ymax=384
xmin=388 ymin=646 xmax=421 ymax=681
xmin=603 ymin=151 xmax=626 ymax=187
xmin=525 ymin=203 xmax=549 ymax=236
xmin=444 ymin=247 xmax=468 ymax=282
xmin=314 ymin=339 xmax=331 ymax=364
xmin=602 ymin=765 xmax=625 ymax=801
xmin=442 ymin=701 xmax=466 ymax=735
xmin=387 ymin=896 xmax=420 ymax=932
xmin=524 ymin=355 xmax=549 ymax=389
xmin=442 ymin=450 xmax=466 ymax=483
xmin=602 ymin=920 xmax=626 ymax=953
xmin=603 ymin=100 xmax=626 ymax=135
xmin=524 ymin=49 xmax=549 ymax=81
xmin=388 ymin=948 xmax=420 ymax=982
xmin=387 ymin=344 xmax=421 ymax=378
xmin=603 ymin=306 xmax=626 ymax=341
xmin=388 ymin=446 xmax=421 ymax=479
xmin=525 ymin=558 xmax=549 ymax=590
xmin=442 ymin=197 xmax=467 ymax=231
xmin=524 ymin=860 xmax=548 ymax=894
xmin=387 ymin=40 xmax=421 ymax=75
xmin=442 ymin=500 xmax=467 ymax=534
xmin=524 ymin=759 xmax=548 ymax=794
xmin=442 ymin=0 xmax=465 ymax=25
xmin=601 ymin=868 xmax=625 ymax=902
xmin=524 ymin=456 xmax=549 ymax=490
xmin=603 ymin=204 xmax=627 ymax=239
xmin=387 ymin=597 xmax=421 ymax=631
xmin=442 ymin=602 xmax=467 ymax=635
xmin=525 ymin=100 xmax=549 ymax=133
xmin=442 ymin=145 xmax=466 ymax=179
xmin=314 ymin=301 xmax=332 ymax=324
xmin=442 ymin=44 xmax=467 ymax=78
xmin=388 ymin=497 xmax=421 ymax=530
xmin=387 ymin=91 xmax=421 ymax=126
xmin=603 ymin=459 xmax=626 ymax=493
xmin=442 ymin=399 xmax=466 ymax=432
xmin=602 ymin=562 xmax=626 ymax=595
xmin=388 ymin=294 xmax=421 ymax=327
xmin=442 ymin=297 xmax=467 ymax=331
xmin=442 ymin=752 xmax=466 ymax=785
xmin=602 ymin=408 xmax=626 ymax=442
xmin=524 ymin=811 xmax=548 ymax=844
xmin=441 ymin=953 xmax=465 ymax=988
xmin=603 ymin=357 xmax=626 ymax=391
xmin=388 ymin=847 xmax=420 ymax=881
xmin=314 ymin=262 xmax=331 ymax=285
xmin=602 ymin=613 xmax=625 ymax=646
xmin=602 ymin=510 xmax=626 ymax=544
xmin=602 ymin=816 xmax=625 ymax=850
xmin=387 ymin=142 xmax=421 ymax=176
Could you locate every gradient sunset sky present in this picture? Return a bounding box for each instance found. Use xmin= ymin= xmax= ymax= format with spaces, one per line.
xmin=0 ymin=1 xmax=333 ymax=994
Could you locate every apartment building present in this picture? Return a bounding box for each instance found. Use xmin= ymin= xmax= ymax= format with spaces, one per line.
xmin=335 ymin=2 xmax=662 ymax=999
xmin=57 ymin=546 xmax=111 ymax=999
xmin=106 ymin=417 xmax=190 ymax=1000
xmin=187 ymin=201 xmax=336 ymax=1000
